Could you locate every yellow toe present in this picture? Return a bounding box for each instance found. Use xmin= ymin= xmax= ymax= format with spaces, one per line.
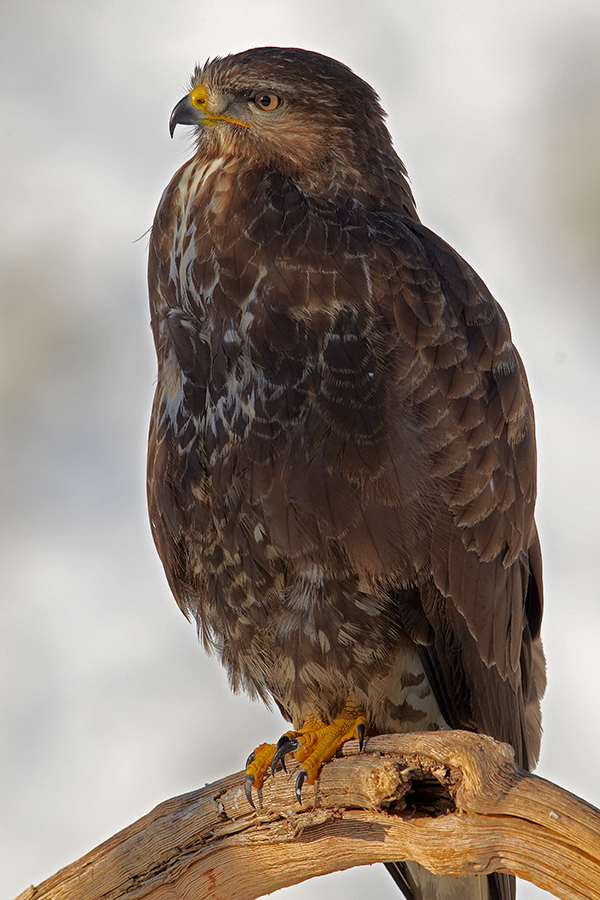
xmin=245 ymin=741 xmax=278 ymax=791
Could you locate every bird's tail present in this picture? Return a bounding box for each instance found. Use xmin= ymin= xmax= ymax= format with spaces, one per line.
xmin=385 ymin=861 xmax=515 ymax=900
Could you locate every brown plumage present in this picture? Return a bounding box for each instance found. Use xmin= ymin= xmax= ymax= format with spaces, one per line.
xmin=147 ymin=47 xmax=545 ymax=900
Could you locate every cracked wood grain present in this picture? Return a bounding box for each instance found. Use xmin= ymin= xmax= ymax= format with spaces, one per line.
xmin=14 ymin=731 xmax=600 ymax=900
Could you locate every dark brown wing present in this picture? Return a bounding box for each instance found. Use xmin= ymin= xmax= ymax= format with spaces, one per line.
xmin=388 ymin=220 xmax=544 ymax=770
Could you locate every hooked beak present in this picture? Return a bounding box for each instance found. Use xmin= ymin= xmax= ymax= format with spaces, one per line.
xmin=169 ymin=94 xmax=201 ymax=138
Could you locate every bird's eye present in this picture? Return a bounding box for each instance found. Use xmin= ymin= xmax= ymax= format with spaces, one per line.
xmin=253 ymin=92 xmax=281 ymax=111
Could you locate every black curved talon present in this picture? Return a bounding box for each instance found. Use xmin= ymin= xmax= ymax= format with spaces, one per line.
xmin=357 ymin=721 xmax=366 ymax=751
xmin=276 ymin=733 xmax=299 ymax=751
xmin=245 ymin=750 xmax=255 ymax=768
xmin=271 ymin=736 xmax=300 ymax=776
xmin=295 ymin=769 xmax=308 ymax=804
xmin=244 ymin=774 xmax=256 ymax=809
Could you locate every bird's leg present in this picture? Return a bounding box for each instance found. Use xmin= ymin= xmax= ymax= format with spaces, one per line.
xmin=244 ymin=697 xmax=367 ymax=807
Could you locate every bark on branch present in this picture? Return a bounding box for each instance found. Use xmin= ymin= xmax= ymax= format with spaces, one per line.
xmin=14 ymin=730 xmax=600 ymax=900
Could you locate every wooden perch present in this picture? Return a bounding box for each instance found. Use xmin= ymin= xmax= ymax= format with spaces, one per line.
xmin=15 ymin=730 xmax=600 ymax=900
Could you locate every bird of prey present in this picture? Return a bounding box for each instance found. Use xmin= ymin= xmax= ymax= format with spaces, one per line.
xmin=147 ymin=47 xmax=545 ymax=900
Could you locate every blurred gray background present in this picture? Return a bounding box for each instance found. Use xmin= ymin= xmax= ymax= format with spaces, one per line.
xmin=2 ymin=2 xmax=599 ymax=898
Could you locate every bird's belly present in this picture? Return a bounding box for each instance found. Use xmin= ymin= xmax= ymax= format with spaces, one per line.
xmin=202 ymin=544 xmax=446 ymax=732
xmin=256 ymin=598 xmax=447 ymax=732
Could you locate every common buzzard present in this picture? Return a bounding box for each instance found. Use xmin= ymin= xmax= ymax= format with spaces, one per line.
xmin=147 ymin=47 xmax=545 ymax=900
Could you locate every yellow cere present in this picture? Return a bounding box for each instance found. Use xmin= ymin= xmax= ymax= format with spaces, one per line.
xmin=189 ymin=85 xmax=209 ymax=109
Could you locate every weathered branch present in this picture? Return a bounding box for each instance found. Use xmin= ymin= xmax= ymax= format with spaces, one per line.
xmin=15 ymin=731 xmax=600 ymax=900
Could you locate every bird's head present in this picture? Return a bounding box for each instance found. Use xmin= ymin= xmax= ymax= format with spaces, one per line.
xmin=168 ymin=47 xmax=415 ymax=210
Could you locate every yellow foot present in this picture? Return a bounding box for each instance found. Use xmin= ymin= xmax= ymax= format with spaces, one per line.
xmin=244 ymin=698 xmax=367 ymax=807
xmin=244 ymin=741 xmax=280 ymax=808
